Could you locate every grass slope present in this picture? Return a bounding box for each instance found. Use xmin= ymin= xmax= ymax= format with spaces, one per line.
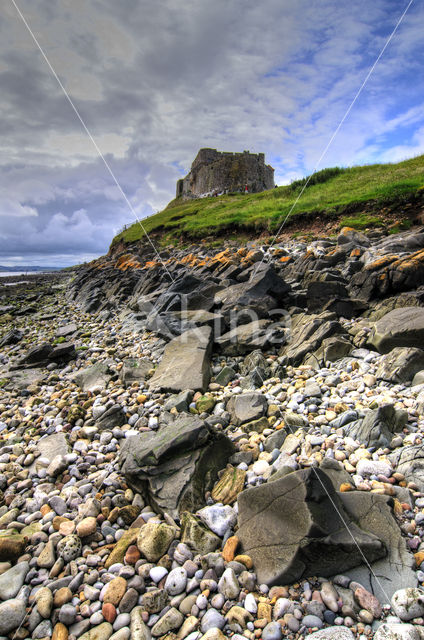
xmin=113 ymin=154 xmax=424 ymax=245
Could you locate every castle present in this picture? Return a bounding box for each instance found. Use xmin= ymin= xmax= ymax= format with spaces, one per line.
xmin=176 ymin=148 xmax=274 ymax=199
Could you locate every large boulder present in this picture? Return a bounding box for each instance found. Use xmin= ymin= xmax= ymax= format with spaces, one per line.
xmin=214 ymin=265 xmax=290 ymax=323
xmin=119 ymin=415 xmax=234 ymax=518
xmin=344 ymin=404 xmax=406 ymax=449
xmin=368 ymin=307 xmax=424 ymax=354
xmin=149 ymin=326 xmax=212 ymax=393
xmin=215 ymin=319 xmax=288 ymax=355
xmin=280 ymin=312 xmax=344 ymax=366
xmin=376 ymin=347 xmax=424 ymax=383
xmin=237 ymin=468 xmax=386 ymax=586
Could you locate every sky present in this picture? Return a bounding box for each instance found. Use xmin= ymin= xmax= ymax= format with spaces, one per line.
xmin=1 ymin=0 xmax=424 ymax=267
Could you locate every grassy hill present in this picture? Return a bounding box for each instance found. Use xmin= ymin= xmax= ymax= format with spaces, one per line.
xmin=113 ymin=154 xmax=424 ymax=246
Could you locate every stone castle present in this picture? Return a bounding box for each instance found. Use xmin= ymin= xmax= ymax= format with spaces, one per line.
xmin=176 ymin=148 xmax=274 ymax=199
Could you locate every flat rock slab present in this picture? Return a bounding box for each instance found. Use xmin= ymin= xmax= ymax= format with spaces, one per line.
xmin=120 ymin=358 xmax=152 ymax=386
xmin=1 ymin=368 xmax=46 ymax=390
xmin=237 ymin=468 xmax=386 ymax=586
xmin=369 ymin=307 xmax=424 ymax=353
xmin=336 ymin=491 xmax=416 ymax=601
xmin=32 ymin=433 xmax=69 ymax=472
xmin=149 ymin=326 xmax=212 ymax=393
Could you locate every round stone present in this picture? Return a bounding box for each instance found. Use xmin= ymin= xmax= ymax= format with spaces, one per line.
xmin=57 ymin=535 xmax=82 ymax=562
xmin=76 ymin=517 xmax=97 ymax=537
xmin=164 ymin=567 xmax=187 ymax=595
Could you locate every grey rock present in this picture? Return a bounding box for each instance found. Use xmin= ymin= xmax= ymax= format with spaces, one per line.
xmin=262 ymin=621 xmax=282 ymax=640
xmin=374 ymin=623 xmax=424 ymax=640
xmin=96 ymin=404 xmax=126 ymax=431
xmin=280 ymin=311 xmax=344 ymax=365
xmin=227 ymin=392 xmax=267 ymax=426
xmin=151 ymin=607 xmax=183 ymax=636
xmin=73 ymin=361 xmax=113 ymax=391
xmin=304 ymin=628 xmax=355 ymax=640
xmin=57 ymin=534 xmax=82 ymax=562
xmin=0 ymin=561 xmax=29 ymax=600
xmin=390 ymin=444 xmax=424 ymax=491
xmin=55 ymin=322 xmax=78 ymax=338
xmin=369 ymin=307 xmax=424 ymax=353
xmin=120 ymin=358 xmax=152 ymax=386
xmin=218 ymin=568 xmax=240 ymax=600
xmin=339 ymin=492 xmax=416 ymax=601
xmin=120 ymin=415 xmax=234 ymax=518
xmin=197 ymin=504 xmax=237 ymax=537
xmin=0 ymin=598 xmax=26 ymax=635
xmin=391 ymin=588 xmax=424 ymax=621
xmin=237 ymin=468 xmax=386 ymax=585
xmin=149 ymin=326 xmax=212 ymax=393
xmin=215 ymin=319 xmax=288 ymax=355
xmin=180 ymin=512 xmax=221 ymax=555
xmin=344 ymin=404 xmax=406 ymax=449
xmin=376 ymin=347 xmax=424 ymax=383
xmin=200 ymin=608 xmax=225 ymax=632
xmin=163 ymin=390 xmax=193 ymax=413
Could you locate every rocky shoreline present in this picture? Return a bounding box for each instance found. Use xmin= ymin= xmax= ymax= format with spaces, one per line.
xmin=2 ymin=227 xmax=424 ymax=639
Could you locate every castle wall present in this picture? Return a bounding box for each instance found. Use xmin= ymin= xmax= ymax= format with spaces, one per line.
xmin=176 ymin=148 xmax=274 ymax=199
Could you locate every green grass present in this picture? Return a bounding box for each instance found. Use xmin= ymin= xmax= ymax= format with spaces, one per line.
xmin=113 ymin=154 xmax=424 ymax=245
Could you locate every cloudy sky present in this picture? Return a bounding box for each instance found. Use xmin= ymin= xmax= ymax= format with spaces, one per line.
xmin=1 ymin=0 xmax=423 ymax=266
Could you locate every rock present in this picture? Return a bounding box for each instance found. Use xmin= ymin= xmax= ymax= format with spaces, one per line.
xmin=0 ymin=534 xmax=27 ymax=561
xmin=211 ymin=466 xmax=246 ymax=505
xmin=56 ymin=322 xmax=78 ymax=337
xmin=0 ymin=328 xmax=23 ymax=347
xmin=180 ymin=512 xmax=221 ymax=554
xmin=149 ymin=326 xmax=212 ymax=393
xmin=120 ymin=358 xmax=152 ymax=386
xmin=280 ymin=311 xmax=344 ymax=365
xmin=304 ymin=628 xmax=355 ymax=640
xmin=35 ymin=586 xmax=53 ymax=617
xmin=374 ymin=623 xmax=424 ymax=640
xmin=130 ymin=606 xmax=152 ymax=640
xmin=218 ymin=568 xmax=240 ymax=599
xmin=57 ymin=534 xmax=82 ymax=562
xmin=369 ymin=307 xmax=424 ymax=353
xmin=344 ymin=404 xmax=406 ymax=449
xmin=215 ymin=366 xmax=237 ymax=386
xmin=391 ymin=587 xmax=424 ymax=621
xmin=33 ymin=433 xmax=69 ymax=471
xmin=0 ymin=598 xmax=27 ymax=635
xmin=105 ymin=528 xmax=140 ymax=569
xmin=353 ymin=585 xmax=382 ymax=617
xmin=356 ymin=459 xmax=392 ymax=478
xmin=140 ymin=588 xmax=169 ymax=614
xmin=52 ymin=622 xmax=69 ymax=640
xmin=73 ymin=361 xmax=113 ymax=391
xmin=340 ymin=491 xmax=417 ymax=601
xmin=390 ymin=444 xmax=424 ymax=491
xmin=37 ymin=539 xmax=56 ymax=568
xmin=0 ymin=560 xmax=28 ymax=600
xmin=227 ymin=392 xmax=267 ymax=426
xmin=215 ymin=319 xmax=288 ymax=355
xmin=376 ymin=347 xmax=424 ymax=383
xmin=137 ymin=522 xmax=176 ymax=562
xmin=79 ymin=621 xmax=113 ymax=640
xmin=76 ymin=517 xmax=97 ymax=537
xmin=96 ymin=404 xmax=126 ymax=431
xmin=200 ymin=608 xmax=225 ymax=632
xmin=306 ymin=335 xmax=353 ymax=366
xmin=197 ymin=504 xmax=237 ymax=537
xmin=103 ymin=577 xmax=127 ymax=606
xmin=151 ymin=607 xmax=184 ymax=636
xmin=164 ymin=567 xmax=187 ymax=595
xmin=237 ymin=468 xmax=386 ymax=585
xmin=120 ymin=415 xmax=234 ymax=518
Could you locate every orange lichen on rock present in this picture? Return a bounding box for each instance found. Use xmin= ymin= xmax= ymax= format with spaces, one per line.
xmin=364 ymin=255 xmax=398 ymax=272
